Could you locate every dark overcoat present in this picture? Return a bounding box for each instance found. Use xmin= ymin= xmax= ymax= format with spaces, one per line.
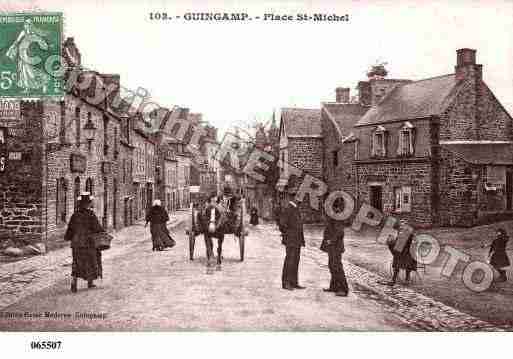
xmin=279 ymin=202 xmax=305 ymax=248
xmin=320 ymin=218 xmax=345 ymax=254
xmin=146 ymin=205 xmax=175 ymax=249
xmin=490 ymin=234 xmax=510 ymax=269
xmin=64 ymin=208 xmax=104 ymax=280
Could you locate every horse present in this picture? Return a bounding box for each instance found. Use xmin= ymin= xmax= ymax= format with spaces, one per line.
xmin=198 ymin=195 xmax=243 ymax=269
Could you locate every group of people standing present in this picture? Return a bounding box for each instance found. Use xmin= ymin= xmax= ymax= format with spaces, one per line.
xmin=278 ymin=188 xmax=348 ymax=296
xmin=64 ymin=188 xmax=510 ymax=295
xmin=277 ymin=187 xmax=511 ymax=295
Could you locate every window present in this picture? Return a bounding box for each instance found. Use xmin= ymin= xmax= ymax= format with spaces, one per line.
xmin=73 ymin=177 xmax=80 ymax=211
xmin=332 ymin=150 xmax=339 ymax=168
xmin=59 ymin=101 xmax=66 ymax=144
xmin=394 ymin=186 xmax=412 ymax=213
xmin=371 ymin=126 xmax=386 ymax=157
xmin=56 ymin=178 xmax=67 ymax=224
xmin=75 ymin=106 xmax=81 ymax=147
xmin=85 ymin=178 xmax=94 ymax=196
xmin=103 ymin=115 xmax=109 ymax=156
xmin=398 ymin=122 xmax=415 ymax=156
xmin=354 ymin=141 xmax=359 ymax=160
xmin=114 ymin=127 xmax=119 ymax=159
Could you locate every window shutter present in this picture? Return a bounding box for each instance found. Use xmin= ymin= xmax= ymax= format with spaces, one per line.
xmin=383 ymin=131 xmax=388 ymax=157
xmin=402 ymin=186 xmax=412 ymax=212
xmin=410 ymin=128 xmax=416 ymax=156
xmin=395 ymin=188 xmax=402 ymax=213
xmin=397 ymin=130 xmax=403 ymax=156
xmin=371 ymin=133 xmax=375 ymax=157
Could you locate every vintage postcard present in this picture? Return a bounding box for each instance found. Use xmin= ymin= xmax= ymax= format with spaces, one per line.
xmin=0 ymin=0 xmax=513 ymax=348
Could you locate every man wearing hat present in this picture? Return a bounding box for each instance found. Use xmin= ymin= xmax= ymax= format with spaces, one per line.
xmin=279 ymin=186 xmax=306 ymax=290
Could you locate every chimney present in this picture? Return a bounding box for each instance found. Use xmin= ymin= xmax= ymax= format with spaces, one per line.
xmin=455 ymin=48 xmax=482 ymax=82
xmin=335 ymin=87 xmax=350 ymax=103
xmin=100 ymin=73 xmax=120 ymax=107
xmin=179 ymin=107 xmax=190 ymax=119
xmin=357 ymin=81 xmax=371 ymax=106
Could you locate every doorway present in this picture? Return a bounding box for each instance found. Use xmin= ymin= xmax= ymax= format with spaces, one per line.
xmin=507 ymin=172 xmax=513 ymax=210
xmin=369 ymin=185 xmax=383 ymax=212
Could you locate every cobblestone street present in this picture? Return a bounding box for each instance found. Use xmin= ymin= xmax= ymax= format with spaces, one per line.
xmin=0 ymin=217 xmax=509 ymax=331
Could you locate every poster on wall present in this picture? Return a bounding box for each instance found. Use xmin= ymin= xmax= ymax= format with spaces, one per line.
xmin=0 ymin=100 xmax=20 ymax=126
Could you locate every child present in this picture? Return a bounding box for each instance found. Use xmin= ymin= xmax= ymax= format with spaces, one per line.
xmin=386 ymin=223 xmax=417 ymax=286
xmin=486 ymin=228 xmax=510 ymax=282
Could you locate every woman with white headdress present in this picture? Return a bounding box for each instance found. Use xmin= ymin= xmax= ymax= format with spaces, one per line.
xmin=145 ymin=199 xmax=175 ymax=251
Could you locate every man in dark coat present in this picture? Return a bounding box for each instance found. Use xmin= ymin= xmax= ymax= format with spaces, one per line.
xmin=279 ymin=188 xmax=306 ymax=290
xmin=320 ymin=205 xmax=349 ymax=296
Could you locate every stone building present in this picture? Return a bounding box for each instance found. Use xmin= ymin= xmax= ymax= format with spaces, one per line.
xmin=244 ymin=118 xmax=280 ymax=220
xmin=0 ymin=37 xmax=140 ymax=247
xmin=323 ymin=48 xmax=513 ymax=228
xmin=277 ymin=108 xmax=323 ymax=223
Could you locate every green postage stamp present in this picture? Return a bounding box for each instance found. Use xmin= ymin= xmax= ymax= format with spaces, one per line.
xmin=0 ymin=12 xmax=63 ymax=98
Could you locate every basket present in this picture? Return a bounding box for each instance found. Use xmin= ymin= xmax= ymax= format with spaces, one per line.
xmin=91 ymin=232 xmax=113 ymax=251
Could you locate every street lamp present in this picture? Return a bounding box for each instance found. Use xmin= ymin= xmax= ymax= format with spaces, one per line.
xmin=83 ymin=117 xmax=97 ymax=151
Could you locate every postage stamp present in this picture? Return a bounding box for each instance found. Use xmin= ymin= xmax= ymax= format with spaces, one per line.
xmin=0 ymin=12 xmax=63 ymax=98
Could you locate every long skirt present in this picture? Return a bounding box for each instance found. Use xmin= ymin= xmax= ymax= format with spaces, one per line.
xmin=72 ymin=247 xmax=102 ymax=280
xmin=150 ymin=222 xmax=175 ymax=249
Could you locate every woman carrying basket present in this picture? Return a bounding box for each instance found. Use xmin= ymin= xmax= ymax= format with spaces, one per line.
xmin=64 ymin=192 xmax=105 ymax=293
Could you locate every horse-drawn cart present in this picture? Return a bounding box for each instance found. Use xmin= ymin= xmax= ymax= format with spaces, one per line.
xmin=186 ymin=196 xmax=247 ymax=263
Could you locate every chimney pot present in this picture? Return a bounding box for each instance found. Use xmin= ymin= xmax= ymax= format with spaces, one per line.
xmin=336 ymin=87 xmax=350 ymax=103
xmin=456 ymin=48 xmax=476 ymax=66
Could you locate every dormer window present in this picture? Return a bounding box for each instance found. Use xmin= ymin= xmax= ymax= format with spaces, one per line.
xmin=398 ymin=122 xmax=415 ymax=157
xmin=371 ymin=125 xmax=387 ymax=157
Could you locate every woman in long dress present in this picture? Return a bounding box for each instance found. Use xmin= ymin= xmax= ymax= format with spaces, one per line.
xmin=145 ymin=199 xmax=175 ymax=251
xmin=64 ymin=193 xmax=104 ymax=293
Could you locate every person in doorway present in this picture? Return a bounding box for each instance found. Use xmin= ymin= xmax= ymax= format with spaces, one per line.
xmin=64 ymin=192 xmax=104 ymax=293
xmin=320 ymin=199 xmax=349 ymax=297
xmin=250 ymin=206 xmax=259 ymax=226
xmin=145 ymin=199 xmax=175 ymax=251
xmin=279 ymin=187 xmax=306 ymax=290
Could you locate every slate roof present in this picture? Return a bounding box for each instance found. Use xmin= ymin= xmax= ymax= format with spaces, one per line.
xmin=281 ymin=108 xmax=322 ymax=137
xmin=442 ymin=143 xmax=513 ymax=165
xmin=322 ymin=103 xmax=368 ymax=138
xmin=355 ymin=74 xmax=461 ymax=127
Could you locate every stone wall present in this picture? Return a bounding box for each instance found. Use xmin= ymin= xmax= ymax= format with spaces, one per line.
xmin=0 ymin=101 xmax=44 ymax=245
xmin=354 ymin=160 xmax=434 ymax=228
xmin=288 ymin=137 xmax=323 ymax=223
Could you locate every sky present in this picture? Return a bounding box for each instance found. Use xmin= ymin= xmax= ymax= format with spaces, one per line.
xmin=4 ymin=0 xmax=513 ymax=135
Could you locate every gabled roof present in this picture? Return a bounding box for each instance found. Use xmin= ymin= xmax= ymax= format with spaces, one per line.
xmin=442 ymin=143 xmax=513 ymax=165
xmin=281 ymin=108 xmax=322 ymax=138
xmin=355 ymin=74 xmax=461 ymax=127
xmin=322 ymin=103 xmax=368 ymax=140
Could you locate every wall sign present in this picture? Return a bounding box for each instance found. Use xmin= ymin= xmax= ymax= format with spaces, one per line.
xmin=0 ymin=100 xmax=20 ymax=123
xmin=70 ymin=154 xmax=86 ymax=173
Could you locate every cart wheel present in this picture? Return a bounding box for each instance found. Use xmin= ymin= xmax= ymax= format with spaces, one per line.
xmin=189 ymin=232 xmax=196 ymax=261
xmin=239 ymin=232 xmax=245 ymax=262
